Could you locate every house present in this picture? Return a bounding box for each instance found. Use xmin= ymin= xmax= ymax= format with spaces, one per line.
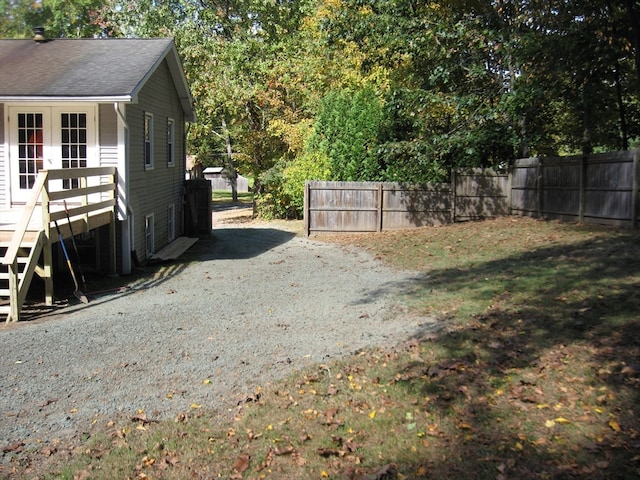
xmin=0 ymin=33 xmax=196 ymax=320
xmin=203 ymin=167 xmax=249 ymax=192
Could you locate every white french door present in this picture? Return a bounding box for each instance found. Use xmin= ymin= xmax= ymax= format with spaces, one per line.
xmin=9 ymin=106 xmax=96 ymax=204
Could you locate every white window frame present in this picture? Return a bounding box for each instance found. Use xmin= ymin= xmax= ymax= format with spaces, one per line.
xmin=7 ymin=104 xmax=98 ymax=203
xmin=145 ymin=213 xmax=155 ymax=257
xmin=167 ymin=204 xmax=175 ymax=243
xmin=167 ymin=118 xmax=175 ymax=167
xmin=144 ymin=112 xmax=154 ymax=170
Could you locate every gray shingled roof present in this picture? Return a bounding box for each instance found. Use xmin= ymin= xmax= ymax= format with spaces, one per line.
xmin=0 ymin=37 xmax=195 ymax=120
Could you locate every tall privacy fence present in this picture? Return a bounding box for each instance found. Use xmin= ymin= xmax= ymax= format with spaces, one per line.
xmin=303 ymin=150 xmax=640 ymax=235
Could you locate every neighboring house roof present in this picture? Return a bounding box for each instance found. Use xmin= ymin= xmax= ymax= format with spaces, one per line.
xmin=203 ymin=167 xmax=225 ymax=174
xmin=0 ymin=37 xmax=195 ymax=121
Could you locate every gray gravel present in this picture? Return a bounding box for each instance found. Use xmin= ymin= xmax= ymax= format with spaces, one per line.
xmin=0 ymin=214 xmax=432 ymax=456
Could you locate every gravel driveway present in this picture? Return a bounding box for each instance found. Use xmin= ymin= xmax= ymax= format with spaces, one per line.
xmin=0 ymin=209 xmax=428 ymax=457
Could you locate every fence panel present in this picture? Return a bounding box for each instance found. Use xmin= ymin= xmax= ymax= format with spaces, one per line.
xmin=542 ymin=156 xmax=581 ymax=219
xmin=511 ymin=158 xmax=539 ymax=215
xmin=511 ymin=150 xmax=639 ymax=227
xmin=305 ymin=170 xmax=504 ymax=235
xmin=305 ymin=152 xmax=640 ymax=235
xmin=382 ymin=183 xmax=452 ymax=229
xmin=454 ymin=169 xmax=510 ymax=221
xmin=305 ymin=182 xmax=381 ymax=233
xmin=584 ymin=153 xmax=635 ymax=223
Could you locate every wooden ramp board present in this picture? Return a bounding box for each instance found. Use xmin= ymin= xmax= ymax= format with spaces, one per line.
xmin=149 ymin=237 xmax=198 ymax=262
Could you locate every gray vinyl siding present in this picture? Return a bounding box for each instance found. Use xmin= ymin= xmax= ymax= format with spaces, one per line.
xmin=99 ymin=104 xmax=118 ymax=166
xmin=98 ymin=104 xmax=118 ymax=201
xmin=126 ymin=59 xmax=187 ymax=261
xmin=0 ymin=103 xmax=5 ymax=207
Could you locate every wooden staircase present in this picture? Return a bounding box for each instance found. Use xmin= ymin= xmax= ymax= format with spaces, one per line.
xmin=0 ymin=230 xmax=48 ymax=322
xmin=1 ymin=167 xmax=117 ymax=322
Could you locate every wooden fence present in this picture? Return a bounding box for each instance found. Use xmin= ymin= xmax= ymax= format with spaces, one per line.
xmin=511 ymin=150 xmax=639 ymax=227
xmin=304 ymin=169 xmax=509 ymax=235
xmin=304 ymin=149 xmax=640 ymax=235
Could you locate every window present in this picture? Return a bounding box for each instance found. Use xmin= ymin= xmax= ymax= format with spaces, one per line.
xmin=61 ymin=112 xmax=87 ymax=189
xmin=144 ymin=112 xmax=154 ymax=170
xmin=17 ymin=112 xmax=43 ymax=189
xmin=167 ymin=118 xmax=175 ymax=167
xmin=167 ymin=204 xmax=175 ymax=243
xmin=145 ymin=213 xmax=155 ymax=257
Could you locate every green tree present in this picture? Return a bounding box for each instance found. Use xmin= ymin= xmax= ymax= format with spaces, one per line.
xmin=310 ymin=86 xmax=385 ymax=181
xmin=0 ymin=0 xmax=108 ymax=38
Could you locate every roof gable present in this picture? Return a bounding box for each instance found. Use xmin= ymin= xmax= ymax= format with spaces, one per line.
xmin=0 ymin=38 xmax=195 ymax=121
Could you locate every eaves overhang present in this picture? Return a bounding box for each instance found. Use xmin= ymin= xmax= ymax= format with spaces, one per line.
xmin=0 ymin=95 xmax=136 ymax=103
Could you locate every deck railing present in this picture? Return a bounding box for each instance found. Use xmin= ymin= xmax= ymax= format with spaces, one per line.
xmin=1 ymin=167 xmax=117 ymax=322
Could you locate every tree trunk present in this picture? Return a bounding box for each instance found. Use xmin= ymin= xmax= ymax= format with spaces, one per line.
xmin=613 ymin=64 xmax=629 ymax=150
xmin=582 ymin=78 xmax=593 ymax=156
xmin=626 ymin=0 xmax=640 ymax=87
xmin=221 ymin=118 xmax=238 ymax=202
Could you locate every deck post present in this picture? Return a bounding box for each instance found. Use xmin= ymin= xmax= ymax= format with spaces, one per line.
xmin=8 ymin=261 xmax=19 ymax=322
xmin=41 ymin=182 xmax=53 ymax=305
xmin=109 ymin=214 xmax=117 ymax=275
xmin=81 ymin=175 xmax=89 ymax=232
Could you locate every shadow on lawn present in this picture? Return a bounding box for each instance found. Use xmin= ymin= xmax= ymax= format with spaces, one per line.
xmin=369 ymin=230 xmax=640 ymax=478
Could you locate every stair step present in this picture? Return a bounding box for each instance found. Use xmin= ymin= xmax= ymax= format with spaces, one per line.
xmin=0 ymin=272 xmax=27 ymax=281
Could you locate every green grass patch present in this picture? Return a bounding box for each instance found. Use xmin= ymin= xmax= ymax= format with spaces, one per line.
xmin=212 ymin=190 xmax=253 ymax=204
xmin=13 ymin=217 xmax=640 ymax=479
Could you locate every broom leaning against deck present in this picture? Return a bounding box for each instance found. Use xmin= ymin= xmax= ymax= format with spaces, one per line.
xmin=54 ymin=220 xmax=89 ymax=304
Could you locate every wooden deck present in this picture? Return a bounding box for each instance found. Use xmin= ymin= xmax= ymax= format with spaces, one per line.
xmin=1 ymin=167 xmax=118 ymax=322
xmin=0 ymin=205 xmax=114 ymax=244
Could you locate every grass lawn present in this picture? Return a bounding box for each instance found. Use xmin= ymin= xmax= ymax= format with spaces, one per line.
xmin=212 ymin=190 xmax=253 ymax=204
xmin=14 ymin=217 xmax=640 ymax=479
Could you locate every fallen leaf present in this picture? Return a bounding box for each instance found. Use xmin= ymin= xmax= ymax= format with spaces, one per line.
xmin=274 ymin=445 xmax=295 ymax=456
xmin=131 ymin=413 xmax=154 ymax=424
xmin=609 ymin=420 xmax=621 ymax=432
xmin=2 ymin=442 xmax=24 ymax=454
xmin=40 ymin=445 xmax=57 ymax=457
xmin=317 ymin=447 xmax=345 ymax=457
xmin=233 ymin=453 xmax=250 ymax=474
xmin=372 ymin=464 xmax=398 ymax=479
xmin=554 ymin=417 xmax=571 ymax=424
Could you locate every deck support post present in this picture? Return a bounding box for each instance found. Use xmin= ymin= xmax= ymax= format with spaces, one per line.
xmin=41 ymin=184 xmax=53 ymax=306
xmin=8 ymin=261 xmax=19 ymax=322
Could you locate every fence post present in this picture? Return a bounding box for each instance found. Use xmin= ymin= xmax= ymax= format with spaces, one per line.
xmin=579 ymin=155 xmax=586 ymax=223
xmin=537 ymin=159 xmax=543 ymax=218
xmin=451 ymin=170 xmax=457 ymax=223
xmin=304 ymin=181 xmax=310 ymax=237
xmin=506 ymin=168 xmax=513 ymax=214
xmin=377 ymin=183 xmax=383 ymax=232
xmin=633 ymin=151 xmax=639 ymax=228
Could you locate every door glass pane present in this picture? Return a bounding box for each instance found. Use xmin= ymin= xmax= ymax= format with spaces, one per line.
xmin=60 ymin=112 xmax=87 ymax=189
xmin=17 ymin=113 xmax=43 ymax=189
